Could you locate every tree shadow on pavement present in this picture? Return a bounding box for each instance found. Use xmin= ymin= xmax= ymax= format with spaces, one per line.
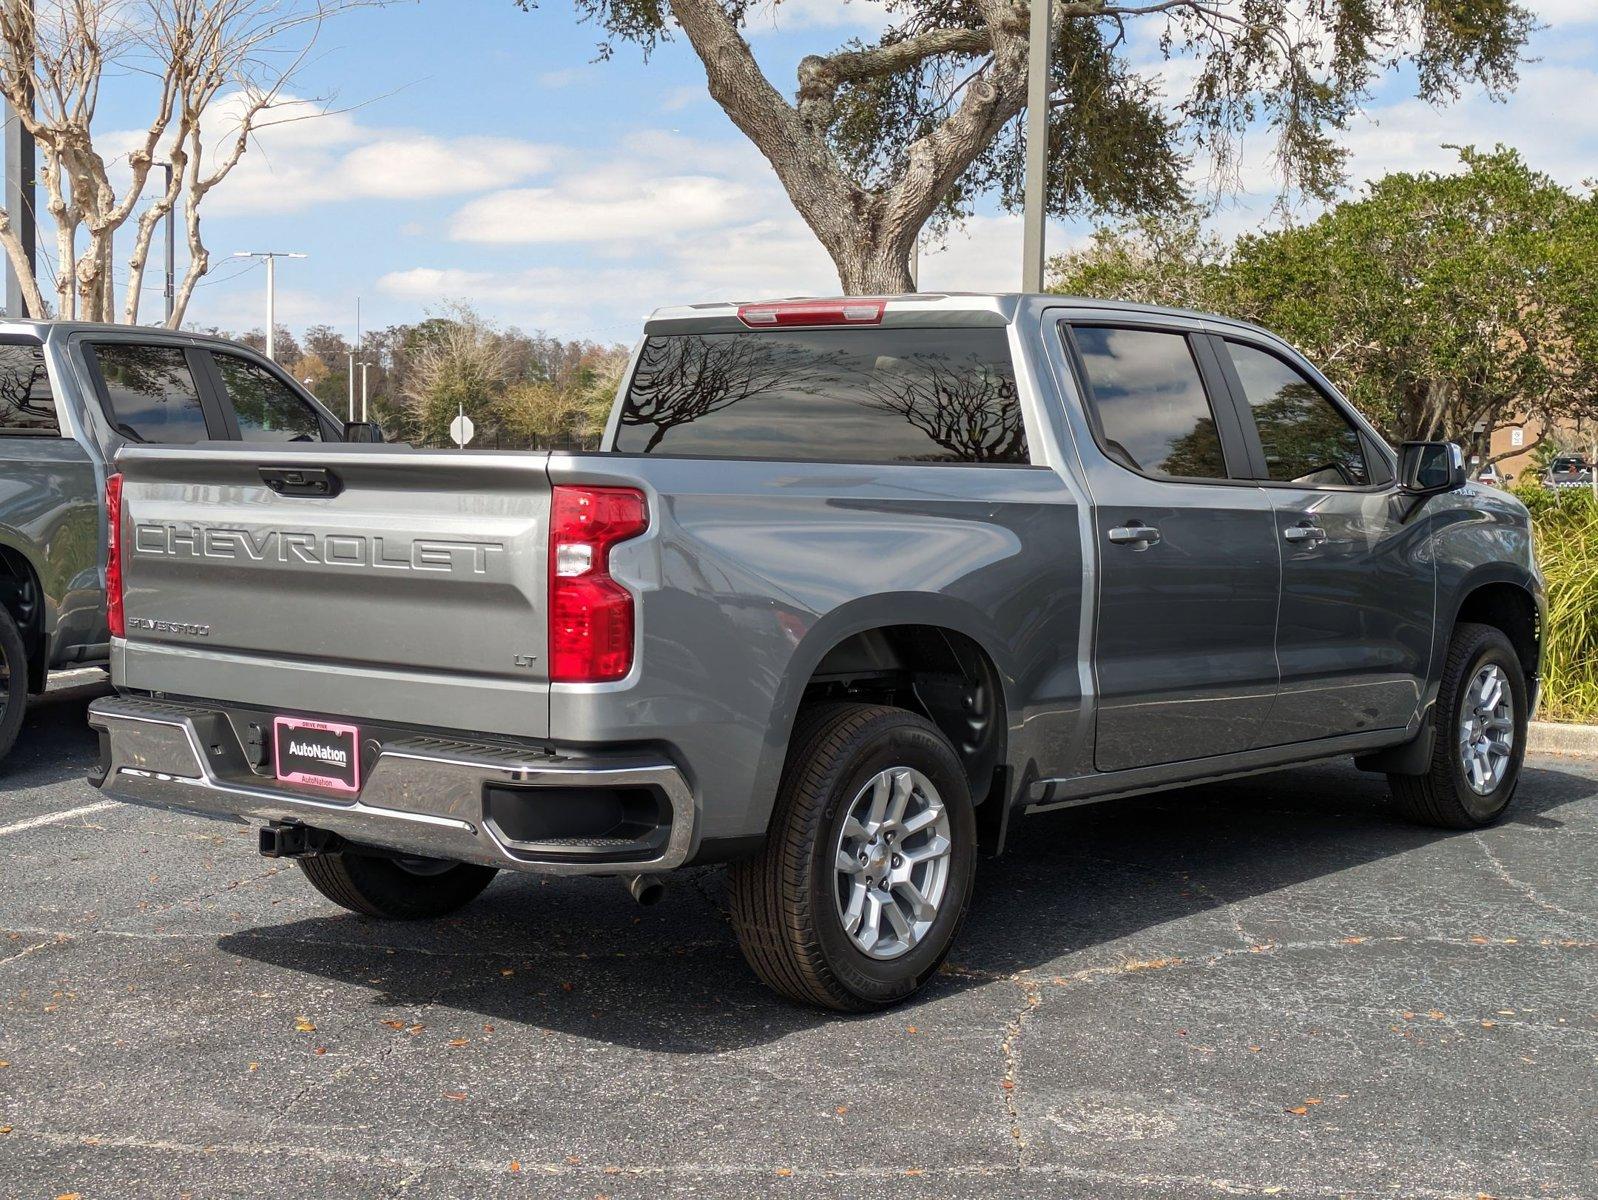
xmin=220 ymin=758 xmax=1596 ymax=1053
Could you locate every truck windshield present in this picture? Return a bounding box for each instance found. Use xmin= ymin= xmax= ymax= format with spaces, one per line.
xmin=614 ymin=328 xmax=1027 ymax=464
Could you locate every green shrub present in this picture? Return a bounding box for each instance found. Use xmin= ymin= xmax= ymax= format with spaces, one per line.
xmin=1511 ymin=486 xmax=1598 ymax=723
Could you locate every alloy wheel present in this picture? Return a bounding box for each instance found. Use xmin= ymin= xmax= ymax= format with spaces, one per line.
xmin=1459 ymin=663 xmax=1514 ymax=795
xmin=832 ymin=766 xmax=953 ymax=960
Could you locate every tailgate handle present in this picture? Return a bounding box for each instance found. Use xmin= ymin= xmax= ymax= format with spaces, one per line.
xmin=259 ymin=466 xmax=342 ymax=498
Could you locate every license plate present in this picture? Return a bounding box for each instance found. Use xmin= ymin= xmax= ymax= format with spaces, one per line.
xmin=274 ymin=716 xmax=361 ymax=793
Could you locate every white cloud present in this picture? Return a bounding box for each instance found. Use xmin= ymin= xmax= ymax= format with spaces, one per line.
xmin=199 ymin=95 xmax=555 ymax=216
xmin=451 ymin=174 xmax=754 ymax=244
xmin=741 ymin=0 xmax=892 ymax=35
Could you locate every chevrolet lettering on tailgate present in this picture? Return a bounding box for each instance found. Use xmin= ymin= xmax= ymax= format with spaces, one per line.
xmin=133 ymin=524 xmax=507 ymax=574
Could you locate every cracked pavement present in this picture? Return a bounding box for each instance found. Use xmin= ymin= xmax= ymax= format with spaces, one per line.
xmin=2 ymin=687 xmax=1596 ymax=1199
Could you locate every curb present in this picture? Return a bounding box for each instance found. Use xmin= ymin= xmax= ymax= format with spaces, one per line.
xmin=1528 ymin=720 xmax=1598 ymax=757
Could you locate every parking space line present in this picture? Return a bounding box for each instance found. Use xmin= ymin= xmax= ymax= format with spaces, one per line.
xmin=0 ymin=800 xmax=119 ymax=838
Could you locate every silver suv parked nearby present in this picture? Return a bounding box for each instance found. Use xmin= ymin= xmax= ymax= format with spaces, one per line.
xmin=86 ymin=295 xmax=1544 ymax=1009
xmin=0 ymin=320 xmax=371 ymax=761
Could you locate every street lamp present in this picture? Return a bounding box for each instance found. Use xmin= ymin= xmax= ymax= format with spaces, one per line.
xmin=233 ymin=250 xmax=306 ymax=361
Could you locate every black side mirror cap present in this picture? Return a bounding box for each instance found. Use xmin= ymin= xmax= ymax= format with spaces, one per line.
xmin=1398 ymin=441 xmax=1468 ymax=495
xmin=343 ymin=420 xmax=385 ymax=444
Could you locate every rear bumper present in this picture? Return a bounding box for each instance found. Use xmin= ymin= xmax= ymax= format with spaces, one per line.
xmin=87 ymin=695 xmax=697 ymax=876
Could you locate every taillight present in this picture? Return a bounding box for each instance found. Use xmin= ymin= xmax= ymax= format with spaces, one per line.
xmin=548 ymin=485 xmax=648 ymax=683
xmin=105 ymin=472 xmax=125 ymax=638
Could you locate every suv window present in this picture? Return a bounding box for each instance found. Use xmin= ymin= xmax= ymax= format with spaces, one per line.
xmin=213 ymin=353 xmax=325 ymax=442
xmin=1226 ymin=341 xmax=1370 ymax=487
xmin=0 ymin=341 xmax=58 ymax=435
xmin=92 ymin=343 xmax=211 ymax=444
xmin=1070 ymin=326 xmax=1228 ymax=480
xmin=613 ymin=328 xmax=1026 ymax=463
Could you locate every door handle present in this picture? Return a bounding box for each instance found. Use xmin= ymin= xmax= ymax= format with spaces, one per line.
xmin=1283 ymin=521 xmax=1327 ymax=544
xmin=1107 ymin=523 xmax=1161 ymax=549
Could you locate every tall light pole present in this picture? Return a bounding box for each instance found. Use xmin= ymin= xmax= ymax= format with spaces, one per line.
xmin=1021 ymin=0 xmax=1051 ymax=292
xmin=233 ymin=250 xmax=306 ymax=360
xmin=160 ymin=162 xmax=175 ymax=325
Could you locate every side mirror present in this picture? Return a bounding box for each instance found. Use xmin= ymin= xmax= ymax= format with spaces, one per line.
xmin=1398 ymin=441 xmax=1468 ymax=495
xmin=343 ymin=421 xmax=385 ymax=444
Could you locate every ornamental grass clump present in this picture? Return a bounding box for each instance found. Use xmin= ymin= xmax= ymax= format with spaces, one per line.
xmin=1514 ymin=487 xmax=1598 ymax=723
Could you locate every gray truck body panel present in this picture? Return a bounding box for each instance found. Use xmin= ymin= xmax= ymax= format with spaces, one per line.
xmin=86 ymin=295 xmax=1545 ymax=873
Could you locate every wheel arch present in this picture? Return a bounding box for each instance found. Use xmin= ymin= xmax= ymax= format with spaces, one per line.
xmin=1445 ymin=570 xmax=1542 ymax=700
xmin=754 ymin=595 xmax=1019 ymax=852
xmin=0 ymin=539 xmax=48 ymax=693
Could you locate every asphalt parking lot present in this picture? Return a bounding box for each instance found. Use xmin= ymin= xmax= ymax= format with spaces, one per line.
xmin=2 ymin=685 xmax=1595 ymax=1200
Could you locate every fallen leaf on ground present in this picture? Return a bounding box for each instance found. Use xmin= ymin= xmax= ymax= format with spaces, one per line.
xmin=293 ymin=1017 xmax=316 ymax=1033
xmin=508 ymin=1162 xmax=521 ymax=1173
xmin=775 ymin=1168 xmax=793 ymax=1177
xmin=447 ymin=1038 xmax=470 ymax=1048
xmin=1286 ymin=1106 xmax=1309 ymax=1116
xmin=443 ymin=1091 xmax=468 ymax=1101
xmin=381 ymin=1020 xmax=406 ymax=1031
xmin=0 ymin=1126 xmax=11 ymax=1134
xmin=835 ymin=1106 xmax=848 ymax=1116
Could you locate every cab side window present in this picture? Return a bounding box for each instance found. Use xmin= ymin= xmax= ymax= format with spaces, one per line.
xmin=0 ymin=341 xmax=58 ymax=436
xmin=1226 ymin=341 xmax=1370 ymax=487
xmin=92 ymin=343 xmax=211 ymax=444
xmin=213 ymin=354 xmax=325 ymax=443
xmin=1071 ymin=326 xmax=1229 ymax=480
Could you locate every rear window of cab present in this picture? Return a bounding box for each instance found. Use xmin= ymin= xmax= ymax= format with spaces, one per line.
xmin=613 ymin=328 xmax=1027 ymax=464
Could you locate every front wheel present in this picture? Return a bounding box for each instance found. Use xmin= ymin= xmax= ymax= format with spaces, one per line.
xmin=1388 ymin=622 xmax=1528 ymax=829
xmin=729 ymin=703 xmax=977 ymax=1010
xmin=298 ymin=850 xmax=498 ymax=919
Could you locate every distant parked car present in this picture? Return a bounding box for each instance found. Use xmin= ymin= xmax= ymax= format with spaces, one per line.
xmin=0 ymin=320 xmax=381 ymax=763
xmin=1543 ymin=456 xmax=1593 ymax=488
xmin=1475 ymin=463 xmax=1512 ymax=488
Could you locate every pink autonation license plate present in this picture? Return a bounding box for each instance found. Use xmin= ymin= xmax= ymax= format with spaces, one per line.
xmin=274 ymin=716 xmax=361 ymax=794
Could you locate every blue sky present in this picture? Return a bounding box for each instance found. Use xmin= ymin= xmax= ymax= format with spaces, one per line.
xmin=77 ymin=0 xmax=1598 ymax=344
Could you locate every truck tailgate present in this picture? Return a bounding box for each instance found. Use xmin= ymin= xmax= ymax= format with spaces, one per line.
xmin=114 ymin=444 xmax=552 ymax=739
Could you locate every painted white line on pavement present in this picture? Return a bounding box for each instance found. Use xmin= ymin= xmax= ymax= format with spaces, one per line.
xmin=0 ymin=799 xmax=118 ymax=838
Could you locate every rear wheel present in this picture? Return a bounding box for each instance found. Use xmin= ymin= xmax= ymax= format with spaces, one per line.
xmin=298 ymin=850 xmax=498 ymax=919
xmin=1388 ymin=622 xmax=1528 ymax=829
xmin=729 ymin=703 xmax=977 ymax=1010
xmin=0 ymin=606 xmax=27 ymax=764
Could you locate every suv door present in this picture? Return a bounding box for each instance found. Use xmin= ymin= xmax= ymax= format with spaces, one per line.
xmin=1211 ymin=334 xmax=1433 ymax=745
xmin=1059 ymin=320 xmax=1281 ymax=772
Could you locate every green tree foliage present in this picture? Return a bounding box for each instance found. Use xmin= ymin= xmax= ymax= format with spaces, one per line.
xmin=1050 ymin=147 xmax=1598 ymax=455
xmin=518 ymin=0 xmax=1535 ymax=291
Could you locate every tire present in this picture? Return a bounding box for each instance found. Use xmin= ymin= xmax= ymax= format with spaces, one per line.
xmin=298 ymin=850 xmax=498 ymax=919
xmin=0 ymin=605 xmax=27 ymax=765
xmin=729 ymin=703 xmax=977 ymax=1010
xmin=1388 ymin=622 xmax=1528 ymax=829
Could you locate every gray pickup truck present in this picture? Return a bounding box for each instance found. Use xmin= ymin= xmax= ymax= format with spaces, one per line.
xmin=0 ymin=320 xmax=372 ymax=762
xmin=87 ymin=294 xmax=1544 ymax=1010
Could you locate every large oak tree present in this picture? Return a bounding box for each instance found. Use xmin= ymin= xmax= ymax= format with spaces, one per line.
xmin=523 ymin=0 xmax=1535 ymax=293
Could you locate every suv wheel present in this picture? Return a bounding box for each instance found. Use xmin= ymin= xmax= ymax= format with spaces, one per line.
xmin=0 ymin=605 xmax=27 ymax=764
xmin=298 ymin=850 xmax=498 ymax=919
xmin=1388 ymin=622 xmax=1528 ymax=829
xmin=729 ymin=703 xmax=977 ymax=1010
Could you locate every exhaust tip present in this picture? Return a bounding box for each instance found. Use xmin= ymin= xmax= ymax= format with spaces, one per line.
xmin=625 ymin=874 xmax=665 ymax=906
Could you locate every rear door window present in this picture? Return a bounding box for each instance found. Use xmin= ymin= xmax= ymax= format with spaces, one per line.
xmin=91 ymin=343 xmax=212 ymax=444
xmin=1069 ymin=326 xmax=1230 ymax=480
xmin=1225 ymin=341 xmax=1370 ymax=486
xmin=212 ymin=353 xmax=326 ymax=442
xmin=0 ymin=341 xmax=58 ymax=435
xmin=613 ymin=328 xmax=1027 ymax=463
